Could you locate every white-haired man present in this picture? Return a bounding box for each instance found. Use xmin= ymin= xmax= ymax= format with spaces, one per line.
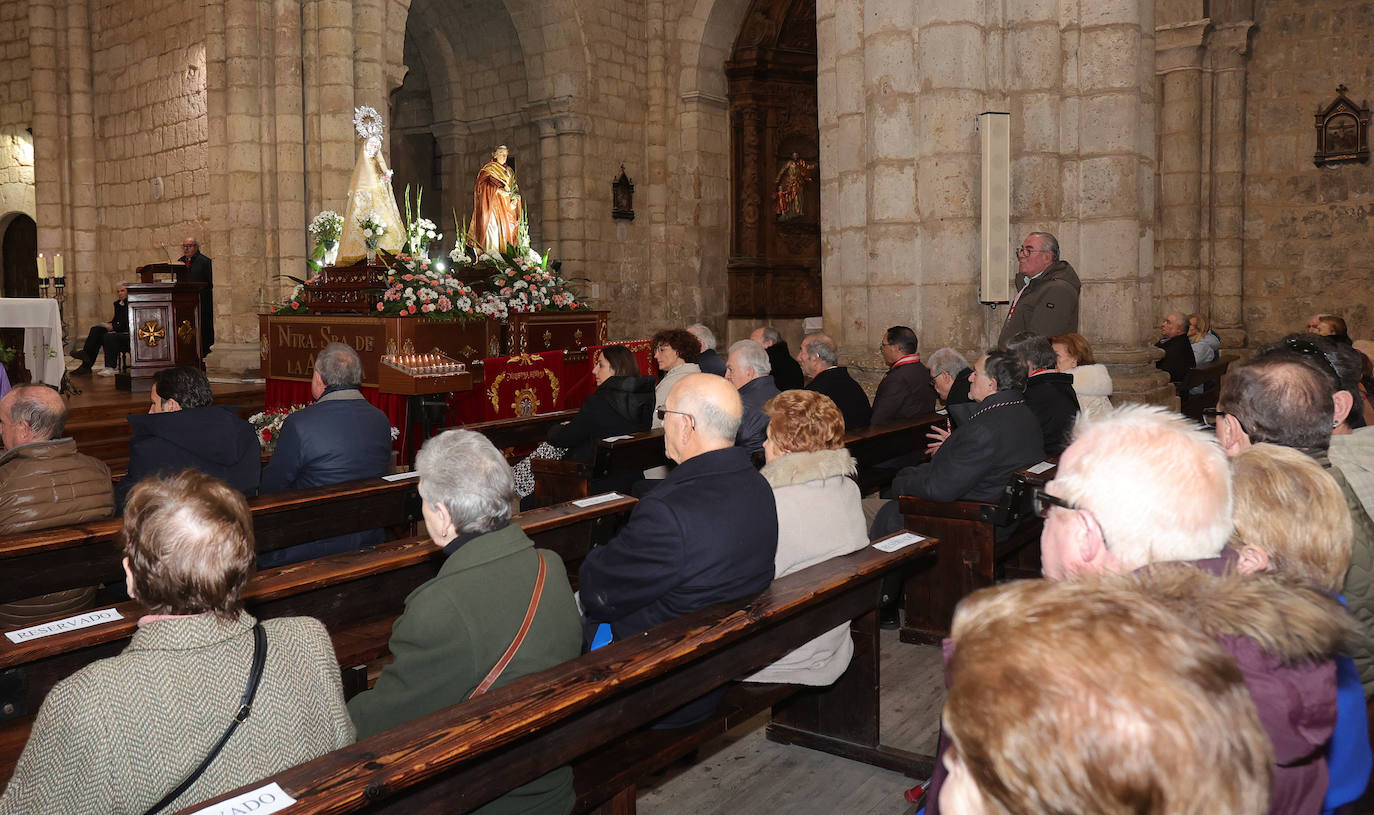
xmin=687 ymin=323 xmax=726 ymax=377
xmin=580 ymin=373 xmax=778 ymax=727
xmin=751 ymin=325 xmax=804 ymax=390
xmin=349 ymin=430 xmax=582 ymax=814
xmin=798 ymin=333 xmax=871 ymax=430
xmin=724 ymin=339 xmax=780 ymax=454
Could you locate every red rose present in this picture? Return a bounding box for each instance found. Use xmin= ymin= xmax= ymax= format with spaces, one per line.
xmin=408 ymin=304 xmax=417 ymax=314
xmin=376 ymin=302 xmax=384 ymax=311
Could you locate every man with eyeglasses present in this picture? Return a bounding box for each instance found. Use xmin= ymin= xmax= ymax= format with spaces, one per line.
xmin=871 ymin=325 xmax=937 ymax=426
xmin=918 ymin=404 xmax=1349 ymax=815
xmin=578 ymin=373 xmax=777 ymax=727
xmin=177 ymin=237 xmax=214 ymax=355
xmin=1212 ymin=348 xmax=1374 ymax=698
xmin=996 ymin=232 xmax=1080 ymax=346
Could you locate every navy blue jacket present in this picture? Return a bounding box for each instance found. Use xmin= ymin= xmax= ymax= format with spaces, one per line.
xmin=806 ymin=366 xmax=872 ymax=430
xmin=259 ymin=389 xmax=392 ymax=565
xmin=115 ymin=406 xmax=261 ymax=509
xmin=697 ymin=349 xmax=727 ymax=377
xmin=735 ymin=375 xmax=780 ymax=454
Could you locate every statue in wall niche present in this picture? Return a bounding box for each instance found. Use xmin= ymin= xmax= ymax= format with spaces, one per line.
xmin=336 ymin=106 xmax=406 ymax=264
xmin=775 ymin=152 xmax=815 ymax=221
xmin=469 ymin=144 xmax=524 ymax=256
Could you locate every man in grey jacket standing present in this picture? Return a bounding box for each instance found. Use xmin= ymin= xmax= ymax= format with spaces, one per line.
xmin=997 ymin=232 xmax=1081 ymax=346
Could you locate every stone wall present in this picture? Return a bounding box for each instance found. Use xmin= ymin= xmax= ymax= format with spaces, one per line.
xmin=1243 ymin=0 xmax=1374 ymax=343
xmin=0 ymin=0 xmax=34 ymax=226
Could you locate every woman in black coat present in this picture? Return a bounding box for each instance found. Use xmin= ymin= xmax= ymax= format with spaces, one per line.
xmin=546 ymin=345 xmax=654 ymax=462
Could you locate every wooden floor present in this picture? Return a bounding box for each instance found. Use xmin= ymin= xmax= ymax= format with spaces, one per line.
xmin=637 ymin=633 xmax=946 ymax=814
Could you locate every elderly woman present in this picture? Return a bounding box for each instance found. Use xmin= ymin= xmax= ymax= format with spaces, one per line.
xmin=1229 ymin=443 xmax=1370 ymax=814
xmin=0 ymin=470 xmax=353 ymax=814
xmin=649 ymin=328 xmax=702 ymax=428
xmin=1050 ymin=332 xmax=1113 ymax=420
xmin=743 ymin=390 xmax=868 ymax=685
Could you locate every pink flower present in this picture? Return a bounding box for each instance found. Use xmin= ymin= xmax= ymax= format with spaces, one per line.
xmin=291 ymin=301 xmax=299 ymax=308
xmin=407 ymin=304 xmax=417 ymax=314
xmin=376 ymin=302 xmax=384 ymax=311
xmin=403 ymin=274 xmax=413 ymax=281
xmin=438 ymin=296 xmax=452 ymax=311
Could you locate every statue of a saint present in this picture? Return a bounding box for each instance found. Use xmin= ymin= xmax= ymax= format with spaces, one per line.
xmin=469 ymin=145 xmax=522 ymax=256
xmin=336 ymin=106 xmax=406 ymax=265
xmin=775 ymin=152 xmax=815 ymax=221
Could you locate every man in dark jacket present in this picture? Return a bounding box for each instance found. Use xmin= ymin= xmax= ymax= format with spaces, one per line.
xmin=997 ymin=232 xmax=1080 ymax=346
xmin=1006 ymin=331 xmax=1079 ymax=455
xmin=580 ymin=373 xmax=778 ymax=727
xmin=73 ymin=283 xmax=129 ymax=375
xmin=178 ymin=237 xmax=214 ymax=355
xmin=751 ymin=326 xmax=804 ymax=390
xmin=871 ymin=325 xmax=937 ymax=425
xmin=868 ymin=349 xmax=1044 ymax=539
xmin=259 ymin=342 xmax=393 ymax=565
xmin=114 ymin=365 xmax=260 ymax=509
xmin=349 ymin=430 xmax=582 ymax=815
xmin=1156 ymin=312 xmax=1195 ymax=392
xmin=688 ymin=323 xmax=727 ymax=376
xmin=799 ymin=333 xmax=871 ymax=430
xmin=724 ymin=339 xmax=780 ymax=454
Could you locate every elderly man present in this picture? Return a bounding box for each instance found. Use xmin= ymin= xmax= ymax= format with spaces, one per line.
xmin=687 ymin=323 xmax=726 ymax=376
xmin=927 ymin=347 xmax=972 ymax=408
xmin=73 ymin=282 xmax=129 ymax=376
xmin=178 ymin=237 xmax=214 ymax=354
xmin=1006 ymin=331 xmax=1079 ymax=455
xmin=997 ymin=231 xmax=1080 ymax=346
xmin=1213 ymin=350 xmax=1374 ymax=697
xmin=867 ymin=349 xmax=1044 ymax=540
xmin=580 ymin=373 xmax=777 ymax=727
xmin=115 ymin=365 xmax=260 ymax=509
xmin=1309 ymin=313 xmax=1353 ymax=342
xmin=940 ymin=579 xmax=1273 ymax=815
xmin=871 ymin=325 xmax=937 ymax=425
xmin=349 ymin=430 xmax=581 ymax=815
xmin=750 ymin=325 xmax=804 ymax=390
xmin=724 ymin=339 xmax=780 ymax=454
xmin=0 ymin=384 xmax=113 ymax=626
xmin=1156 ymin=312 xmax=1195 ymax=389
xmin=259 ymin=342 xmax=393 ymax=565
xmin=798 ymin=333 xmax=871 ymax=430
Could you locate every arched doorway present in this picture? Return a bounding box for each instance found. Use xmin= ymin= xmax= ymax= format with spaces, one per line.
xmin=1 ymin=214 xmax=38 ymax=298
xmin=726 ymin=0 xmax=820 ymax=320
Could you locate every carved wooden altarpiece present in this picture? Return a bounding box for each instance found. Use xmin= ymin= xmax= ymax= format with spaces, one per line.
xmin=726 ymin=0 xmax=820 ymax=319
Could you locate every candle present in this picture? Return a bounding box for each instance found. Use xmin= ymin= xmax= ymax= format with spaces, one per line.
xmin=54 ymin=254 xmax=64 ymax=279
xmin=36 ymin=254 xmax=46 ymax=281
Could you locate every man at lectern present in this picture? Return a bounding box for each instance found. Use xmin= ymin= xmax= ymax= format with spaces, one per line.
xmin=178 ymin=237 xmax=214 ymax=354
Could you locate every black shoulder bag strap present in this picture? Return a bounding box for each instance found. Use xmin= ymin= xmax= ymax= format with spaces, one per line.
xmin=143 ymin=622 xmax=269 ymax=815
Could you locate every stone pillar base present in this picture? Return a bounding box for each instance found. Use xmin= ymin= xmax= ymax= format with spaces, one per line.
xmin=206 ymin=341 xmax=263 ymax=381
xmin=1100 ymin=347 xmax=1179 ymax=410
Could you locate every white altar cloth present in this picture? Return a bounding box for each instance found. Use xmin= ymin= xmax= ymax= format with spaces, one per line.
xmin=0 ymin=298 xmax=66 ymax=387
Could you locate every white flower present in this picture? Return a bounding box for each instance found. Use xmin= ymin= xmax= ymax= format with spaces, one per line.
xmin=363 ymin=228 xmax=374 ymax=238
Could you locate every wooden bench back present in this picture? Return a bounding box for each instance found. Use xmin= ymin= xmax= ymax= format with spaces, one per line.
xmin=1181 ymin=354 xmax=1237 ymax=420
xmin=174 ymin=533 xmax=935 ymax=815
xmin=0 ymin=476 xmax=424 ymax=605
xmin=451 ymin=409 xmax=579 ymax=461
xmin=531 ymin=429 xmax=670 ymax=504
xmin=843 ymin=414 xmax=944 ymax=494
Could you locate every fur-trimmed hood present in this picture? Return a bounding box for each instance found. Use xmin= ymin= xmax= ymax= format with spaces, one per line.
xmin=1128 ymin=562 xmax=1356 ymax=666
xmin=760 ymin=448 xmax=856 ymax=489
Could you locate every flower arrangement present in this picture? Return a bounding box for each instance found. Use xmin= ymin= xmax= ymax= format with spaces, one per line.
xmin=402 ymin=187 xmax=442 ymax=256
xmin=251 ymin=404 xmax=399 ymax=450
xmin=374 ymin=251 xmax=485 ymax=322
xmin=484 ymin=250 xmax=591 ymax=313
xmin=359 ymin=212 xmax=386 ymax=262
xmin=307 ymin=210 xmax=345 ymax=273
xmin=269 ymin=281 xmax=310 ymax=315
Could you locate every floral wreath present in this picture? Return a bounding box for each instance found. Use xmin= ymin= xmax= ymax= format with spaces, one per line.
xmin=353 ymin=106 xmax=384 ymax=141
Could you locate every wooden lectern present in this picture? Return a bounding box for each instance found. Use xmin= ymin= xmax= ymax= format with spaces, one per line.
xmin=115 ymin=263 xmax=207 ymax=391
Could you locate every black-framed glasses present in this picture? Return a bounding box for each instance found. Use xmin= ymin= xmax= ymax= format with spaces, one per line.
xmin=1030 ymin=484 xmax=1077 ymax=519
xmin=656 ymin=407 xmax=695 ymax=429
xmin=1201 ymin=407 xmax=1248 ymax=435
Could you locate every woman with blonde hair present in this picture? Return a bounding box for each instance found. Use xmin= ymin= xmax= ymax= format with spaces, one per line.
xmin=1050 ymin=332 xmax=1113 ymax=420
xmin=743 ymin=390 xmax=868 ymax=685
xmin=1188 ymin=313 xmax=1222 ymax=365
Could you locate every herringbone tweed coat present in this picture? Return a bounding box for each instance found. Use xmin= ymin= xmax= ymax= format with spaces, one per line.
xmin=0 ymin=613 xmax=354 ymax=814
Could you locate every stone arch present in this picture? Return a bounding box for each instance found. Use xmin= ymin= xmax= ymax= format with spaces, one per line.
xmin=679 ymin=0 xmax=752 ymax=101
xmin=1 ymin=213 xmax=38 ymax=299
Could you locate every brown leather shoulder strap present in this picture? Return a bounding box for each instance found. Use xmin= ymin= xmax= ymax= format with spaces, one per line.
xmin=468 ymin=551 xmax=547 ymax=700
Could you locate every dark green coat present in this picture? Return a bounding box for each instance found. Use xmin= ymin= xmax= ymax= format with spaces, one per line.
xmin=348 ymin=523 xmax=582 ymax=815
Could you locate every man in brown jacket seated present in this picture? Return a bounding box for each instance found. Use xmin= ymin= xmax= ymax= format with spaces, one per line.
xmin=0 ymin=383 xmax=114 ymax=627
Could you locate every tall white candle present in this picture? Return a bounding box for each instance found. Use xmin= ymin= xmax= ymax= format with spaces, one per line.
xmin=54 ymin=254 xmax=64 ymax=279
xmin=36 ymin=254 xmax=46 ymax=281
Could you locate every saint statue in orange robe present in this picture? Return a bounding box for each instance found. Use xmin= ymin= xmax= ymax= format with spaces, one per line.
xmin=469 ymin=145 xmax=522 ymax=256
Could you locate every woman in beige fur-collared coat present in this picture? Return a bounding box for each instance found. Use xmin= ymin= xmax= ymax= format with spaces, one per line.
xmin=744 ymin=390 xmax=869 ymax=685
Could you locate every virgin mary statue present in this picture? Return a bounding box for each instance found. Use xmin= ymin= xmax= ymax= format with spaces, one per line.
xmin=469 ymin=144 xmax=522 ymax=256
xmin=336 ymin=106 xmax=406 ymax=265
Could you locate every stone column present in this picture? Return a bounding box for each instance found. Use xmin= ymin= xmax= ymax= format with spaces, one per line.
xmin=531 ymin=109 xmax=590 ymax=279
xmin=1155 ymin=20 xmax=1210 ymax=319
xmin=1204 ymin=21 xmax=1253 ymax=349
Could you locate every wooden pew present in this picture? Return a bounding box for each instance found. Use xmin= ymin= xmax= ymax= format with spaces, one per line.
xmin=1180 ymin=353 xmax=1237 ymax=420
xmin=174 ymin=530 xmax=938 ymax=815
xmin=843 ymin=414 xmax=944 ymax=495
xmin=0 ymin=475 xmax=425 ymax=605
xmin=897 ymin=476 xmax=1044 ymax=645
xmin=454 ymin=409 xmax=579 ymax=461
xmin=0 ymin=494 xmax=639 ymax=785
xmin=529 ymin=429 xmax=671 ymax=505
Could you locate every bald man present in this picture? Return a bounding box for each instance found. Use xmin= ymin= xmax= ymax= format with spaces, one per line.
xmin=178 ymin=237 xmax=214 ymax=353
xmin=1156 ymin=312 xmax=1195 ymax=392
xmin=579 ymin=373 xmax=778 ymax=727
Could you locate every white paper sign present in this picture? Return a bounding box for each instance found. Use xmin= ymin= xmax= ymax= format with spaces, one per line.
xmin=6 ymin=608 xmax=123 ymax=644
xmin=873 ymin=532 xmax=927 ymax=552
xmin=1026 ymin=460 xmax=1055 ymax=475
xmin=572 ymin=492 xmax=624 ymax=507
xmin=601 ymin=434 xmax=633 ymax=442
xmin=185 ymin=782 xmax=296 ymax=815
xmin=382 ymin=470 xmax=421 ymax=481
